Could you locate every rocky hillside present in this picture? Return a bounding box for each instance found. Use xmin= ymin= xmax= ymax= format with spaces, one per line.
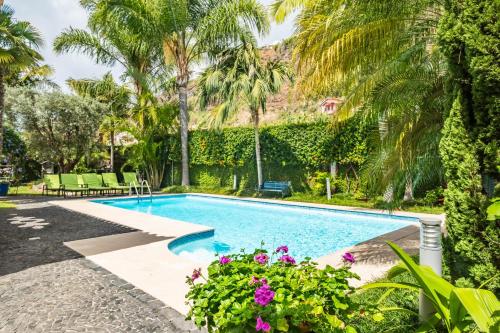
xmin=190 ymin=44 xmax=324 ymax=129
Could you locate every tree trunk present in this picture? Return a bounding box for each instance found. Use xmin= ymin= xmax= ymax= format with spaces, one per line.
xmin=110 ymin=130 xmax=115 ymax=172
xmin=403 ymin=176 xmax=414 ymax=201
xmin=253 ymin=110 xmax=263 ymax=187
xmin=179 ymin=82 xmax=190 ymax=186
xmin=0 ymin=71 xmax=4 ymax=160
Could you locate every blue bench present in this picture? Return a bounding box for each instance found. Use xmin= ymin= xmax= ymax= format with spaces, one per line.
xmin=257 ymin=181 xmax=292 ymax=198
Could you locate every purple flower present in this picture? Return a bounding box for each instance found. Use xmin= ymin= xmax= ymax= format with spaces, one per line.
xmin=256 ymin=316 xmax=271 ymax=332
xmin=191 ymin=268 xmax=201 ymax=281
xmin=342 ymin=252 xmax=355 ymax=264
xmin=254 ymin=253 xmax=269 ymax=265
xmin=254 ymin=284 xmax=275 ymax=307
xmin=275 ymin=245 xmax=289 ymax=253
xmin=278 ymin=254 xmax=296 ymax=265
xmin=219 ymin=256 xmax=232 ymax=265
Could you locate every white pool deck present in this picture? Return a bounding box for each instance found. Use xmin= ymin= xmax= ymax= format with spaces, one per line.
xmin=52 ymin=193 xmax=445 ymax=315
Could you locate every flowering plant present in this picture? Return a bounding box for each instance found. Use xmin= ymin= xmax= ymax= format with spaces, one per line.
xmin=186 ymin=246 xmax=359 ymax=332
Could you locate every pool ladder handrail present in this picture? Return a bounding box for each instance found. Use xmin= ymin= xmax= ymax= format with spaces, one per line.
xmin=128 ymin=180 xmax=153 ymax=202
xmin=140 ymin=179 xmax=153 ymax=201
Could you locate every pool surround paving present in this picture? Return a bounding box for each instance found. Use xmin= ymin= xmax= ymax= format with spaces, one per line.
xmin=51 ymin=193 xmax=444 ymax=313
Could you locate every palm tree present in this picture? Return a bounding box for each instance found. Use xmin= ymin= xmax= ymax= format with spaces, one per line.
xmin=0 ymin=5 xmax=43 ymax=158
xmin=68 ymin=73 xmax=131 ymax=171
xmin=198 ymin=41 xmax=293 ymax=187
xmin=53 ymin=1 xmax=167 ymax=97
xmin=6 ymin=63 xmax=58 ymax=90
xmin=94 ymin=0 xmax=270 ymax=186
xmin=272 ymin=0 xmax=446 ymax=200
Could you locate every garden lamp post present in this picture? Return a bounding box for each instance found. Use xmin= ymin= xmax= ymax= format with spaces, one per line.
xmin=419 ymin=218 xmax=442 ymax=321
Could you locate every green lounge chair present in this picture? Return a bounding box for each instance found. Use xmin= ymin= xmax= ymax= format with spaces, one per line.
xmin=102 ymin=173 xmax=129 ymax=194
xmin=60 ymin=174 xmax=89 ymax=197
xmin=81 ymin=173 xmax=109 ymax=195
xmin=123 ymin=172 xmax=148 ymax=194
xmin=42 ymin=174 xmax=62 ymax=196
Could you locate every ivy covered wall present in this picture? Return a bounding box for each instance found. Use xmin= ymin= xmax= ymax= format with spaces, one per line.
xmin=168 ymin=119 xmax=368 ymax=191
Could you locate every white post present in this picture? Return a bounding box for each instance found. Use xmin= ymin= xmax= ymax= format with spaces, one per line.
xmin=233 ymin=174 xmax=238 ymax=191
xmin=330 ymin=162 xmax=337 ymax=179
xmin=326 ymin=178 xmax=331 ymax=200
xmin=419 ymin=218 xmax=442 ymax=321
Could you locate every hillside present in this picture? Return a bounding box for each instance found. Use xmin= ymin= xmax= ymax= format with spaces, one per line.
xmin=189 ymin=44 xmax=325 ymax=129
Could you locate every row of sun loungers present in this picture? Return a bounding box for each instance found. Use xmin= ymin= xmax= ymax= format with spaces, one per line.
xmin=42 ymin=172 xmax=142 ymax=197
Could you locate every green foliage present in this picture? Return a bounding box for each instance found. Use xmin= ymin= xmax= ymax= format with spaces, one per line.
xmin=364 ymin=242 xmax=500 ymax=333
xmin=308 ymin=171 xmax=329 ymax=196
xmin=2 ymin=126 xmax=40 ymax=182
xmin=438 ymin=0 xmax=500 ymax=175
xmin=122 ymin=101 xmax=178 ymax=190
xmin=186 ymin=249 xmax=359 ymax=332
xmin=439 ymin=95 xmax=498 ymax=292
xmin=5 ymin=87 xmax=105 ymax=173
xmin=486 ymin=198 xmax=500 ymax=221
xmin=0 ymin=4 xmax=44 ymax=159
xmin=178 ymin=120 xmax=367 ymax=191
xmin=423 ymin=187 xmax=444 ymax=207
xmin=349 ymin=271 xmax=420 ymax=333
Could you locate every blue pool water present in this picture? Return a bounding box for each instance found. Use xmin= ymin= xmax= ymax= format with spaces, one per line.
xmin=95 ymin=195 xmax=417 ymax=262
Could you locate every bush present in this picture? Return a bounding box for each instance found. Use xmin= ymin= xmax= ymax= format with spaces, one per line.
xmin=186 ymin=247 xmax=359 ymax=333
xmin=423 ymin=187 xmax=444 ymax=207
xmin=198 ymin=171 xmax=221 ymax=188
xmin=308 ymin=171 xmax=329 ymax=196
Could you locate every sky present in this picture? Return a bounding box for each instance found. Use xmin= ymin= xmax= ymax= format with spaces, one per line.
xmin=9 ymin=0 xmax=296 ymax=90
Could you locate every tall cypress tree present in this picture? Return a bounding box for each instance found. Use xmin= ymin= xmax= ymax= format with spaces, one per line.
xmin=438 ymin=0 xmax=499 ymax=291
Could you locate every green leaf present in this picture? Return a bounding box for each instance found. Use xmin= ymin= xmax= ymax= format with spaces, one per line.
xmin=276 ymin=317 xmax=289 ymax=331
xmin=450 ymin=288 xmax=500 ymax=332
xmin=325 ymin=314 xmax=342 ymax=328
xmin=362 ymin=281 xmax=420 ymax=291
xmin=345 ymin=326 xmax=358 ymax=333
xmin=486 ymin=199 xmax=500 ymax=221
xmin=385 ymin=241 xmax=452 ymax=330
xmin=386 ymin=262 xmax=409 ymax=279
xmin=372 ymin=312 xmax=384 ymax=322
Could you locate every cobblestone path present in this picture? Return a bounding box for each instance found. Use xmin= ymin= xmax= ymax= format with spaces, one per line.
xmin=0 ymin=197 xmax=202 ymax=333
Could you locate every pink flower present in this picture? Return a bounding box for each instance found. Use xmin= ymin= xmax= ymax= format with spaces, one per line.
xmin=254 ymin=284 xmax=275 ymax=306
xmin=278 ymin=254 xmax=296 ymax=265
xmin=342 ymin=252 xmax=355 ymax=264
xmin=256 ymin=316 xmax=271 ymax=332
xmin=275 ymin=245 xmax=288 ymax=253
xmin=219 ymin=256 xmax=232 ymax=265
xmin=191 ymin=268 xmax=201 ymax=281
xmin=254 ymin=253 xmax=269 ymax=265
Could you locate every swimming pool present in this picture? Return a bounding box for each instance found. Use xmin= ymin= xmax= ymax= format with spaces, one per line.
xmin=94 ymin=194 xmax=417 ymax=262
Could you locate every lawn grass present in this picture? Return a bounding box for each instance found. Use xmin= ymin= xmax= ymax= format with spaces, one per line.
xmin=0 ymin=200 xmax=15 ymax=209
xmin=348 ymin=271 xmax=423 ymax=333
xmin=7 ymin=185 xmax=43 ymax=196
xmin=161 ymin=186 xmax=444 ymax=215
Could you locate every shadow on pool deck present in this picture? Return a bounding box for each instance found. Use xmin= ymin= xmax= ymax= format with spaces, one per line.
xmin=0 ymin=196 xmax=168 ymax=276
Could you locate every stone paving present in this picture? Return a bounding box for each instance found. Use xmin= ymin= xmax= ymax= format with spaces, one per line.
xmin=0 ymin=197 xmax=203 ymax=333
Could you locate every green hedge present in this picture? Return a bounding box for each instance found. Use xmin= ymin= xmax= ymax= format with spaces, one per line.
xmin=169 ymin=119 xmax=368 ymax=191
